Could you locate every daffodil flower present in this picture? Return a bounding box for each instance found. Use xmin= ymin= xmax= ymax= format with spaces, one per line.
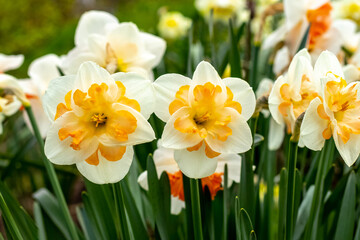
xmin=153 ymin=61 xmax=255 ymax=178
xmin=157 ymin=11 xmax=192 ymax=40
xmin=19 ymin=54 xmax=62 ymax=137
xmin=301 ymin=51 xmax=360 ymax=166
xmin=344 ymin=44 xmax=360 ymax=83
xmin=43 ymin=61 xmax=155 ymax=184
xmin=62 ymin=11 xmax=166 ymax=79
xmin=269 ymin=49 xmax=319 ymax=142
xmin=137 ymin=144 xmax=241 ymax=214
xmin=0 ymin=53 xmax=24 ymax=73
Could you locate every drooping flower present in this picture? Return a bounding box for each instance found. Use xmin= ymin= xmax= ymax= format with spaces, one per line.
xmin=62 ymin=11 xmax=166 ymax=79
xmin=268 ymin=49 xmax=319 ymax=141
xmin=153 ymin=61 xmax=255 ymax=178
xmin=157 ymin=10 xmax=192 ymax=40
xmin=263 ymin=0 xmax=354 ymax=75
xmin=19 ymin=54 xmax=62 ymax=137
xmin=0 ymin=53 xmax=24 ymax=73
xmin=43 ymin=61 xmax=155 ymax=184
xmin=137 ymin=144 xmax=241 ymax=214
xmin=300 ymin=51 xmax=360 ymax=166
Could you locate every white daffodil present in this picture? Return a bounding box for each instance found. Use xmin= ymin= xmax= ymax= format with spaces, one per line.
xmin=0 ymin=53 xmax=24 ymax=73
xmin=333 ymin=0 xmax=360 ymax=26
xmin=256 ymin=78 xmax=285 ymax=150
xmin=158 ymin=11 xmax=192 ymax=40
xmin=301 ymin=51 xmax=360 ymax=166
xmin=0 ymin=74 xmax=29 ymax=106
xmin=62 ymin=11 xmax=166 ymax=79
xmin=344 ymin=43 xmax=360 ymax=83
xmin=269 ymin=49 xmax=319 ymax=142
xmin=153 ymin=61 xmax=255 ymax=178
xmin=19 ymin=54 xmax=62 ymax=138
xmin=43 ymin=61 xmax=155 ymax=184
xmin=137 ymin=144 xmax=241 ymax=214
xmin=195 ymin=0 xmax=247 ymax=23
xmin=263 ymin=0 xmax=353 ymax=75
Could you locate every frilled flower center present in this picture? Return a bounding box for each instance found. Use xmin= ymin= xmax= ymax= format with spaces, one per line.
xmin=105 ymin=43 xmax=138 ymax=74
xmin=306 ymin=2 xmax=332 ymax=51
xmin=167 ymin=170 xmax=223 ymax=201
xmin=278 ymin=75 xmax=319 ymax=132
xmin=169 ymin=82 xmax=241 ymax=158
xmin=318 ymin=77 xmax=360 ymax=143
xmin=54 ymin=81 xmax=140 ymax=166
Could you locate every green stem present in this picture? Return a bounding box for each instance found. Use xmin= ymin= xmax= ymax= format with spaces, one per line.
xmin=25 ymin=106 xmax=79 ymax=240
xmin=113 ymin=183 xmax=130 ymax=240
xmin=190 ymin=178 xmax=203 ymax=240
xmin=285 ymin=141 xmax=298 ymax=240
xmin=223 ymin=164 xmax=228 ymax=240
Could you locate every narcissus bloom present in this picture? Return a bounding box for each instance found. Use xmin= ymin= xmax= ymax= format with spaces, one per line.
xmin=62 ymin=11 xmax=166 ymax=79
xmin=137 ymin=145 xmax=241 ymax=214
xmin=0 ymin=53 xmax=24 ymax=73
xmin=20 ymin=54 xmax=62 ymax=137
xmin=333 ymin=0 xmax=360 ymax=25
xmin=301 ymin=51 xmax=360 ymax=166
xmin=157 ymin=11 xmax=192 ymax=40
xmin=195 ymin=0 xmax=246 ymax=23
xmin=154 ymin=61 xmax=255 ymax=178
xmin=269 ymin=49 xmax=319 ymax=140
xmin=43 ymin=61 xmax=155 ymax=184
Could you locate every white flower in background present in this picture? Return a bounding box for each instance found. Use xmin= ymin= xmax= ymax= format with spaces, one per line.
xmin=195 ymin=0 xmax=247 ymax=23
xmin=301 ymin=51 xmax=360 ymax=166
xmin=263 ymin=0 xmax=354 ymax=75
xmin=137 ymin=144 xmax=241 ymax=214
xmin=256 ymin=78 xmax=284 ymax=150
xmin=153 ymin=61 xmax=255 ymax=179
xmin=0 ymin=54 xmax=24 ymax=73
xmin=343 ymin=40 xmax=360 ymax=83
xmin=158 ymin=11 xmax=192 ymax=40
xmin=62 ymin=11 xmax=166 ymax=79
xmin=333 ymin=0 xmax=360 ymax=26
xmin=19 ymin=54 xmax=62 ymax=137
xmin=43 ymin=61 xmax=155 ymax=184
xmin=269 ymin=49 xmax=319 ymax=144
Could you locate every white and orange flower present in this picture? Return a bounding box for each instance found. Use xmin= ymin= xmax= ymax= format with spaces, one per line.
xmin=158 ymin=10 xmax=192 ymax=40
xmin=137 ymin=144 xmax=241 ymax=214
xmin=268 ymin=49 xmax=319 ymax=141
xmin=153 ymin=61 xmax=255 ymax=178
xmin=19 ymin=54 xmax=62 ymax=137
xmin=62 ymin=11 xmax=166 ymax=79
xmin=43 ymin=61 xmax=155 ymax=184
xmin=0 ymin=53 xmax=24 ymax=73
xmin=301 ymin=51 xmax=360 ymax=166
xmin=263 ymin=0 xmax=354 ymax=75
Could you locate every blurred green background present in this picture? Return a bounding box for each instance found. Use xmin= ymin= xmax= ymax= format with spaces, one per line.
xmin=0 ymin=0 xmax=195 ymax=78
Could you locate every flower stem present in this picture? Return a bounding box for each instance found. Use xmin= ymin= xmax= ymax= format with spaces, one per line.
xmin=112 ymin=183 xmax=130 ymax=240
xmin=190 ymin=178 xmax=203 ymax=240
xmin=25 ymin=105 xmax=79 ymax=240
xmin=285 ymin=140 xmax=298 ymax=240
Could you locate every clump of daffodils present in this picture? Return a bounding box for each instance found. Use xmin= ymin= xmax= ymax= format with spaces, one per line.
xmin=157 ymin=10 xmax=192 ymax=40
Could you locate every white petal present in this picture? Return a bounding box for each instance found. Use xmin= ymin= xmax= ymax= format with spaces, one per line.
xmin=174 ymin=144 xmax=218 ymax=178
xmin=75 ymin=61 xmax=112 ymax=92
xmin=42 ymin=75 xmax=75 ymax=121
xmin=153 ymin=73 xmax=191 ymax=122
xmin=76 ymin=146 xmax=134 ymax=184
xmin=170 ymin=196 xmax=185 ymax=215
xmin=140 ymin=32 xmax=166 ymax=68
xmin=333 ymin=127 xmax=360 ymax=167
xmin=161 ymin=107 xmax=203 ymax=149
xmin=137 ymin=171 xmax=148 ymax=190
xmin=75 ymin=10 xmax=118 ymax=46
xmin=268 ymin=117 xmax=285 ymax=151
xmin=23 ymin=97 xmax=51 ymax=138
xmin=206 ymin=107 xmax=252 ymax=154
xmin=343 ymin=64 xmax=360 ymax=84
xmin=0 ymin=54 xmax=24 ymax=72
xmin=314 ymin=51 xmax=344 ymax=81
xmin=112 ymin=72 xmax=155 ymax=119
xmin=262 ymin=24 xmax=287 ymax=50
xmin=284 ymin=0 xmax=306 ymax=30
xmin=215 ymin=153 xmax=241 ymax=187
xmin=268 ymin=75 xmax=286 ymax=125
xmin=273 ymin=47 xmax=290 ymax=76
xmin=28 ymin=54 xmax=61 ymax=94
xmin=300 ymin=97 xmax=328 ymax=151
xmin=223 ymin=77 xmax=256 ymax=121
xmin=256 ymin=78 xmax=273 ymax=99
xmin=0 ymin=74 xmax=28 ymax=105
xmin=44 ymin=112 xmax=99 ymax=165
xmin=2 ymin=97 xmax=21 ymax=116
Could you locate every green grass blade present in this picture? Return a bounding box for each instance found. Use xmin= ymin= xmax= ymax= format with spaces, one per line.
xmin=33 ymin=201 xmax=47 ymax=240
xmin=0 ymin=193 xmax=24 ymax=240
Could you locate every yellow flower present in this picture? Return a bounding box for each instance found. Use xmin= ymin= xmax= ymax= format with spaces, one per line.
xmin=154 ymin=61 xmax=255 ymax=178
xmin=158 ymin=11 xmax=192 ymax=40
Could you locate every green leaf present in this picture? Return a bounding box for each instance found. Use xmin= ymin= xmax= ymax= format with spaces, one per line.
xmin=76 ymin=206 xmax=97 ymax=240
xmin=0 ymin=193 xmax=24 ymax=240
xmin=297 ymin=24 xmax=311 ymax=52
xmin=33 ymin=201 xmax=47 ymax=240
xmin=294 ymin=186 xmax=314 ymax=240
xmin=334 ymin=171 xmax=356 ymax=240
xmin=223 ymin=164 xmax=228 ymax=240
xmin=253 ymin=134 xmax=264 ymax=147
xmin=278 ymin=168 xmax=288 ymax=240
xmin=239 ymin=208 xmax=254 ymax=240
xmin=228 ymin=19 xmax=242 ymax=78
xmin=81 ymin=192 xmax=102 ymax=239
